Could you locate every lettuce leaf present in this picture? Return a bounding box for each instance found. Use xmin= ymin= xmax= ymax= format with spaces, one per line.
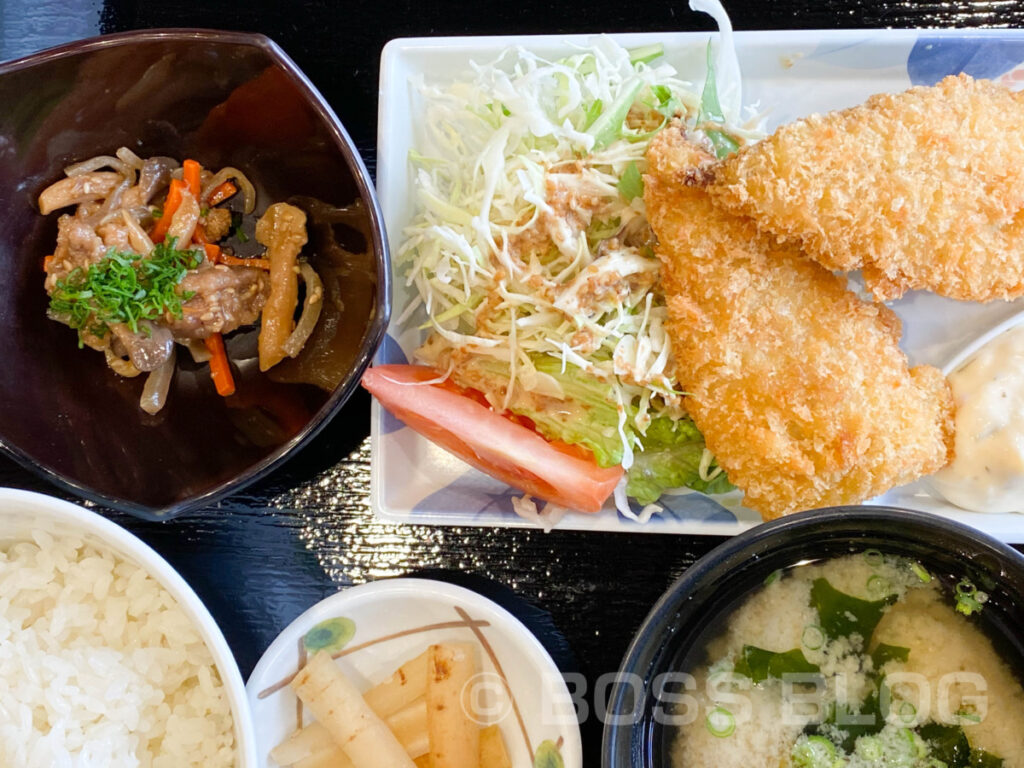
xmin=525 ymin=356 xmax=628 ymax=467
xmin=697 ymin=41 xmax=741 ymax=159
xmin=625 ymin=417 xmax=733 ymax=504
xmin=445 ymin=355 xmax=734 ymax=500
xmin=689 ymin=0 xmax=742 ymax=124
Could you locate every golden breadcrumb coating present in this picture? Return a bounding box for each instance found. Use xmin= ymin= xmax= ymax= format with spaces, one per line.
xmin=707 ymin=74 xmax=1024 ymax=301
xmin=644 ymin=125 xmax=955 ymax=519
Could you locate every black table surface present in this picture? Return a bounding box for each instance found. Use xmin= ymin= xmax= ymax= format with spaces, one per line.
xmin=4 ymin=1 xmax=1024 ymax=762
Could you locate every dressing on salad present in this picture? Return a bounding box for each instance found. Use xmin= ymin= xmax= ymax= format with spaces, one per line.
xmin=398 ymin=12 xmax=760 ymax=515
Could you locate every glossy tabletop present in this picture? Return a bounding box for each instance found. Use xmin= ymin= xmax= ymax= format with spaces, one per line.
xmin=3 ymin=1 xmax=1024 ymax=763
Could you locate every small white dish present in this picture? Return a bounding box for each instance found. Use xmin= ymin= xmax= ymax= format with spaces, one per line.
xmin=941 ymin=308 xmax=1024 ymax=375
xmin=246 ymin=578 xmax=582 ymax=768
xmin=0 ymin=488 xmax=257 ymax=766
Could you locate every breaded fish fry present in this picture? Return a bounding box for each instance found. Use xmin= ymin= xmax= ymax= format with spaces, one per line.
xmin=707 ymin=74 xmax=1024 ymax=301
xmin=644 ymin=125 xmax=954 ymax=519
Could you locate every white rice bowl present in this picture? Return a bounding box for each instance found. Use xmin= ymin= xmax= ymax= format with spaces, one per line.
xmin=0 ymin=488 xmax=256 ymax=767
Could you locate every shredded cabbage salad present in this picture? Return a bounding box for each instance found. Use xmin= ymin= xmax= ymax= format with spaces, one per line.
xmin=398 ymin=17 xmax=761 ymax=516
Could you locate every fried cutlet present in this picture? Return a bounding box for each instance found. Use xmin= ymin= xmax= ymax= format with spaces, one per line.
xmin=644 ymin=124 xmax=955 ymax=519
xmin=706 ymin=74 xmax=1024 ymax=302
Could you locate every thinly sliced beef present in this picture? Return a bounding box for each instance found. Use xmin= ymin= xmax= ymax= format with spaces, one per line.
xmin=167 ymin=263 xmax=269 ymax=339
xmin=137 ymin=157 xmax=177 ymax=204
xmin=109 ymin=322 xmax=174 ymax=371
xmin=45 ymin=214 xmax=108 ymax=288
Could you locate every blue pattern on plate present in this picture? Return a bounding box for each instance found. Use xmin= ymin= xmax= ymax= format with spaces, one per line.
xmin=376 ymin=335 xmax=410 ymax=434
xmin=618 ymin=493 xmax=736 ymax=525
xmin=412 ymin=474 xmax=522 ymax=518
xmin=802 ymin=40 xmax=909 ymax=71
xmin=413 ymin=473 xmax=738 ymax=525
xmin=375 ymin=333 xmax=409 ymax=365
xmin=908 ymin=37 xmax=1024 ymax=85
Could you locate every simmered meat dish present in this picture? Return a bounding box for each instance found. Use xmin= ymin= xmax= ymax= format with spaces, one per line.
xmin=39 ymin=148 xmax=323 ymax=413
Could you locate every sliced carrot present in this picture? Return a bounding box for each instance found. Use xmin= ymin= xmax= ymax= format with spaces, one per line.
xmin=150 ymin=178 xmax=186 ymax=243
xmin=207 ymin=180 xmax=237 ymax=206
xmin=190 ymin=223 xmax=218 ymax=262
xmin=201 ymin=242 xmax=222 ymax=262
xmin=193 ymin=222 xmax=268 ymax=268
xmin=43 ymin=255 xmax=54 ymax=273
xmin=205 ymin=333 xmax=235 ymax=397
xmin=183 ymin=159 xmax=202 ymax=200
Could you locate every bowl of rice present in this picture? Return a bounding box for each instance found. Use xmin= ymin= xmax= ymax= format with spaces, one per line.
xmin=0 ymin=487 xmax=256 ymax=767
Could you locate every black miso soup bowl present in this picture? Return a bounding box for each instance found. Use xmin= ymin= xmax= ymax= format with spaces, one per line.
xmin=602 ymin=506 xmax=1024 ymax=768
xmin=0 ymin=29 xmax=390 ymax=519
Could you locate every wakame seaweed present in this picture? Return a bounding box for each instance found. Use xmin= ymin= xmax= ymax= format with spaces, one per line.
xmin=870 ymin=643 xmax=910 ymax=669
xmin=810 ymin=577 xmax=896 ymax=641
xmin=733 ymin=645 xmax=820 ymax=683
xmin=920 ymin=723 xmax=1003 ymax=767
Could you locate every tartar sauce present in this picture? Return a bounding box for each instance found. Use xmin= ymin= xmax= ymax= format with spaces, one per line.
xmin=932 ymin=323 xmax=1024 ymax=513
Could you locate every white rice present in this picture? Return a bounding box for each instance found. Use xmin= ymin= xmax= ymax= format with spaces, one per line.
xmin=0 ymin=530 xmax=236 ymax=767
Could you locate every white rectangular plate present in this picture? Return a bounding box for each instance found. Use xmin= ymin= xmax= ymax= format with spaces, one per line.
xmin=373 ymin=29 xmax=1024 ymax=541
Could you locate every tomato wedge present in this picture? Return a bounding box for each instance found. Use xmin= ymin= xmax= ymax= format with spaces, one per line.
xmin=362 ymin=364 xmax=622 ymax=513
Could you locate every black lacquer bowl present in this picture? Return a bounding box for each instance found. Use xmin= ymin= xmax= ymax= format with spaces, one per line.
xmin=0 ymin=30 xmax=390 ymax=519
xmin=602 ymin=507 xmax=1024 ymax=767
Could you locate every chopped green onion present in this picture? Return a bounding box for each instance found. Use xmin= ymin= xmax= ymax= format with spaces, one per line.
xmin=791 ymin=735 xmax=837 ymax=768
xmin=955 ymin=578 xmax=988 ymax=616
xmin=705 ymin=706 xmax=735 ymax=738
xmin=764 ymin=569 xmax=782 ymax=586
xmin=956 ymin=579 xmax=976 ymax=597
xmin=801 ymin=624 xmax=825 ymax=651
xmin=910 ymin=562 xmax=932 ymax=583
xmin=856 ymin=735 xmax=884 ymax=761
xmin=864 ymin=549 xmax=884 ymax=567
xmin=49 ymin=239 xmax=201 ymax=343
xmin=867 ymin=574 xmax=891 ymax=598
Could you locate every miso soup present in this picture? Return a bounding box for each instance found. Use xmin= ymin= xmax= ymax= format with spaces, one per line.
xmin=671 ymin=553 xmax=1024 ymax=767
